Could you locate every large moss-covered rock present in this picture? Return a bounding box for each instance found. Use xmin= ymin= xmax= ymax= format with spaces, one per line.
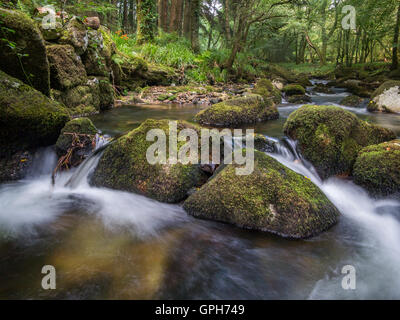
xmin=91 ymin=119 xmax=208 ymax=203
xmin=183 ymin=151 xmax=340 ymax=239
xmin=59 ymin=17 xmax=89 ymax=55
xmin=283 ymin=105 xmax=396 ymax=179
xmin=194 ymin=94 xmax=279 ymax=127
xmin=368 ymin=81 xmax=400 ymax=113
xmin=46 ymin=44 xmax=87 ymax=90
xmin=0 ymin=8 xmax=50 ymax=95
xmin=353 ymin=140 xmax=400 ymax=197
xmin=54 ymin=76 xmax=113 ymax=114
xmin=0 ymin=70 xmax=70 ymax=158
xmin=282 ymin=84 xmax=306 ymax=96
xmin=253 ymin=78 xmax=282 ymax=104
xmin=33 ymin=6 xmax=63 ymax=40
xmin=82 ymin=29 xmax=109 ymax=76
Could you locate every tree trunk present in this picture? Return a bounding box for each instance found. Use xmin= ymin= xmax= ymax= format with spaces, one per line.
xmin=123 ymin=0 xmax=129 ymax=33
xmin=169 ymin=0 xmax=184 ymax=35
xmin=158 ymin=0 xmax=169 ymax=32
xmin=137 ymin=0 xmax=158 ymax=44
xmin=391 ymin=3 xmax=400 ymax=70
xmin=190 ymin=0 xmax=200 ymax=52
xmin=183 ymin=0 xmax=191 ymax=39
xmin=222 ymin=0 xmax=231 ymax=46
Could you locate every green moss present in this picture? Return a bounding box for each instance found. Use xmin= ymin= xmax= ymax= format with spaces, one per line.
xmin=0 ymin=8 xmax=50 ymax=95
xmin=287 ymin=94 xmax=311 ymax=104
xmin=91 ymin=119 xmax=208 ymax=203
xmin=183 ymin=151 xmax=339 ymax=239
xmin=46 ymin=44 xmax=87 ymax=90
xmin=194 ymin=94 xmax=279 ymax=127
xmin=282 ymin=84 xmax=306 ymax=96
xmin=340 ymin=95 xmax=364 ymax=107
xmin=59 ymin=17 xmax=88 ymax=55
xmin=56 ymin=117 xmax=98 ymax=154
xmin=253 ymin=78 xmax=282 ymax=104
xmin=0 ymin=70 xmax=70 ymax=158
xmin=353 ymin=140 xmax=400 ymax=197
xmin=283 ymin=105 xmax=396 ymax=179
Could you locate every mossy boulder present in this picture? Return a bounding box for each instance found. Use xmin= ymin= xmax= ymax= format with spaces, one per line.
xmin=368 ymin=81 xmax=400 ymax=113
xmin=33 ymin=7 xmax=63 ymax=40
xmin=55 ymin=76 xmax=113 ymax=114
xmin=283 ymin=105 xmax=396 ymax=179
xmin=55 ymin=118 xmax=98 ymax=166
xmin=353 ymin=140 xmax=400 ymax=197
xmin=287 ymin=94 xmax=311 ymax=104
xmin=59 ymin=17 xmax=89 ymax=56
xmin=253 ymin=78 xmax=282 ymax=104
xmin=0 ymin=70 xmax=70 ymax=158
xmin=194 ymin=94 xmax=279 ymax=127
xmin=46 ymin=44 xmax=87 ymax=90
xmin=282 ymin=84 xmax=306 ymax=96
xmin=340 ymin=95 xmax=364 ymax=107
xmin=0 ymin=8 xmax=50 ymax=95
xmin=82 ymin=29 xmax=109 ymax=76
xmin=91 ymin=119 xmax=208 ymax=203
xmin=183 ymin=151 xmax=340 ymax=239
xmin=313 ymin=84 xmax=334 ymax=94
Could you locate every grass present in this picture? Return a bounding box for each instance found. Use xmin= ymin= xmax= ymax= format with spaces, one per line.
xmin=110 ymin=30 xmax=268 ymax=84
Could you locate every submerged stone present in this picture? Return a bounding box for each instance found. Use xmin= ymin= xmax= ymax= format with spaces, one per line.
xmin=183 ymin=151 xmax=340 ymax=239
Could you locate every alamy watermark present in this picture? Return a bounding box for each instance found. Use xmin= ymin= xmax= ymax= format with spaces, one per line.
xmin=145 ymin=121 xmax=255 ymax=175
xmin=342 ymin=5 xmax=356 ymax=31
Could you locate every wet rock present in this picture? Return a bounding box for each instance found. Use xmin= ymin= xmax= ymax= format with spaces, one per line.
xmin=194 ymin=94 xmax=279 ymax=127
xmin=284 ymin=105 xmax=396 ymax=179
xmin=55 ymin=118 xmax=98 ymax=167
xmin=313 ymin=84 xmax=334 ymax=94
xmin=253 ymin=78 xmax=282 ymax=104
xmin=183 ymin=151 xmax=340 ymax=239
xmin=91 ymin=119 xmax=208 ymax=203
xmin=282 ymin=84 xmax=306 ymax=96
xmin=0 ymin=150 xmax=33 ymax=183
xmin=0 ymin=70 xmax=70 ymax=158
xmin=353 ymin=140 xmax=400 ymax=197
xmin=340 ymin=95 xmax=364 ymax=107
xmin=287 ymin=94 xmax=311 ymax=104
xmin=368 ymin=81 xmax=400 ymax=113
xmin=0 ymin=8 xmax=50 ymax=95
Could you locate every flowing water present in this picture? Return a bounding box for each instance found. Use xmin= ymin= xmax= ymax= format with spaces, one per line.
xmin=0 ymin=83 xmax=399 ymax=299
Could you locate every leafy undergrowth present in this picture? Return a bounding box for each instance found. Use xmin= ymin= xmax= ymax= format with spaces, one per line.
xmin=111 ymin=31 xmax=269 ymax=84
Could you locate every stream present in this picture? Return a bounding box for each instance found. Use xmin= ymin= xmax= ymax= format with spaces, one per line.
xmin=0 ymin=82 xmax=399 ymax=299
